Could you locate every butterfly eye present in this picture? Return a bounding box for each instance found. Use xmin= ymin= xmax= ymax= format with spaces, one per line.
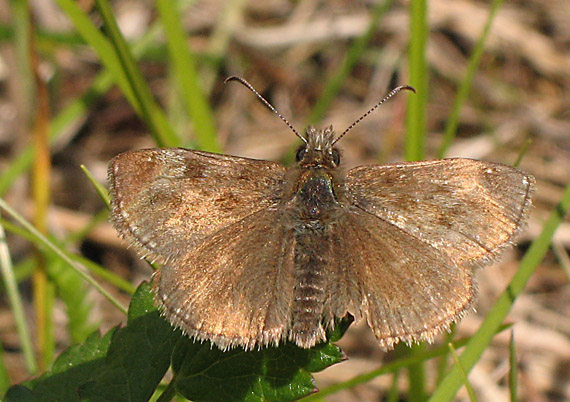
xmin=296 ymin=146 xmax=307 ymax=162
xmin=332 ymin=149 xmax=340 ymax=166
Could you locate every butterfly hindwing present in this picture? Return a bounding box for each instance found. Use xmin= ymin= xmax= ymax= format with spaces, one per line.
xmin=153 ymin=206 xmax=297 ymax=350
xmin=328 ymin=208 xmax=474 ymax=350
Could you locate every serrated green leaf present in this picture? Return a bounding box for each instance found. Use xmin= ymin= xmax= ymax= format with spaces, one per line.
xmin=52 ymin=331 xmax=115 ymax=374
xmin=5 ymin=385 xmax=36 ymax=402
xmin=171 ymin=317 xmax=350 ymax=402
xmin=5 ymin=283 xmax=180 ymax=402
xmin=6 ymin=330 xmax=115 ymax=402
xmin=6 ymin=283 xmax=350 ymax=402
xmin=77 ymin=283 xmax=180 ymax=401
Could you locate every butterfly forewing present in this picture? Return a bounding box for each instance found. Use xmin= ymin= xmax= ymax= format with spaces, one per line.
xmin=345 ymin=158 xmax=535 ymax=269
xmin=109 ymin=148 xmax=287 ymax=264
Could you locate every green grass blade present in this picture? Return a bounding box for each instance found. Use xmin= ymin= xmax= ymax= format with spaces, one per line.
xmin=404 ymin=1 xmax=429 ymax=398
xmin=305 ymin=325 xmax=511 ymax=400
xmin=306 ymin=0 xmax=394 ymax=126
xmin=0 ymin=22 xmax=86 ymax=46
xmin=405 ymin=0 xmax=428 ymax=162
xmin=0 ymin=24 xmax=163 ymax=197
xmin=0 ymin=344 xmax=10 ymax=395
xmin=513 ymin=138 xmax=532 ymax=168
xmin=54 ymin=0 xmax=138 ymax=111
xmin=0 ymin=198 xmax=128 ymax=315
xmin=448 ymin=343 xmax=477 ymax=402
xmin=408 ymin=343 xmax=427 ymax=402
xmin=387 ymin=370 xmax=401 ymax=402
xmin=0 ymin=223 xmax=38 ymax=374
xmin=80 ymin=165 xmax=110 ymax=208
xmin=48 ymin=256 xmax=97 ymax=344
xmin=509 ymin=332 xmax=518 ymax=402
xmin=429 ymin=181 xmax=570 ymax=401
xmin=72 ymin=253 xmax=137 ymax=295
xmin=156 ymin=0 xmax=219 ymax=151
xmin=55 ymin=0 xmax=179 ymax=147
xmin=435 ymin=324 xmax=456 ymax=385
xmin=303 ymin=338 xmax=470 ymax=401
xmin=93 ymin=0 xmax=179 ymax=147
xmin=437 ymin=0 xmax=504 ymax=158
xmin=1 ymin=214 xmax=136 ymax=296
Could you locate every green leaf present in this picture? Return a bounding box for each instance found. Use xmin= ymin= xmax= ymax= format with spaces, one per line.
xmin=6 ymin=283 xmax=180 ymax=402
xmin=6 ymin=283 xmax=350 ymax=401
xmin=5 ymin=385 xmax=36 ymax=402
xmin=6 ymin=330 xmax=115 ymax=402
xmin=170 ymin=317 xmax=350 ymax=402
xmin=77 ymin=283 xmax=180 ymax=401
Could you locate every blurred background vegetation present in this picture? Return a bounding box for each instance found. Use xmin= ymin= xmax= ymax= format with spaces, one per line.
xmin=0 ymin=0 xmax=569 ymax=400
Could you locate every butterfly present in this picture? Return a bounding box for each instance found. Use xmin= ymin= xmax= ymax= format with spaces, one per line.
xmin=108 ymin=77 xmax=535 ymax=351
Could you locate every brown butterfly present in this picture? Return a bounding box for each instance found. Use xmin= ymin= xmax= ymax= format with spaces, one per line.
xmin=108 ymin=77 xmax=535 ymax=351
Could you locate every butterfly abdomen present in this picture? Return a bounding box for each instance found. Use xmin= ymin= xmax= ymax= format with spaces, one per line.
xmin=291 ymin=226 xmax=330 ymax=348
xmin=288 ymin=171 xmax=340 ymax=348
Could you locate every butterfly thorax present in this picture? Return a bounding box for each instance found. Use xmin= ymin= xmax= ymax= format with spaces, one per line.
xmin=296 ymin=170 xmax=339 ymax=221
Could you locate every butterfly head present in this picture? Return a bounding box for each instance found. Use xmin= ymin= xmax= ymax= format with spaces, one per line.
xmin=296 ymin=125 xmax=341 ymax=169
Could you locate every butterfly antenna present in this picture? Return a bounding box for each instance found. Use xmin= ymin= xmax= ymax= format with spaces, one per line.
xmin=332 ymin=85 xmax=416 ymax=145
xmin=224 ymin=76 xmax=307 ymax=144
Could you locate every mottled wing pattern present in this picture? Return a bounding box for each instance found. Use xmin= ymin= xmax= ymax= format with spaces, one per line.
xmin=153 ymin=206 xmax=296 ymax=350
xmin=328 ymin=209 xmax=473 ymax=350
xmin=108 ymin=148 xmax=287 ymax=264
xmin=331 ymin=158 xmax=535 ymax=349
xmin=346 ymin=159 xmax=535 ymax=269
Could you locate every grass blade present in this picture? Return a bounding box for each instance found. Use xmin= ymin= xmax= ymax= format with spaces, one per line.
xmin=509 ymin=331 xmax=518 ymax=402
xmin=80 ymin=165 xmax=110 ymax=209
xmin=405 ymin=0 xmax=428 ymax=162
xmin=54 ymin=0 xmax=138 ymax=110
xmin=0 ymin=215 xmax=137 ymax=296
xmin=404 ymin=1 xmax=429 ymax=398
xmin=448 ymin=343 xmax=477 ymax=402
xmin=303 ymin=326 xmax=511 ymax=400
xmin=407 ymin=343 xmax=427 ymax=402
xmin=303 ymin=336 xmax=470 ymax=401
xmin=55 ymin=0 xmax=179 ymax=147
xmin=93 ymin=0 xmax=179 ymax=147
xmin=156 ymin=0 xmax=219 ymax=151
xmin=306 ymin=0 xmax=394 ymax=126
xmin=437 ymin=0 xmax=504 ymax=158
xmin=0 ymin=223 xmax=38 ymax=375
xmin=0 ymin=198 xmax=128 ymax=315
